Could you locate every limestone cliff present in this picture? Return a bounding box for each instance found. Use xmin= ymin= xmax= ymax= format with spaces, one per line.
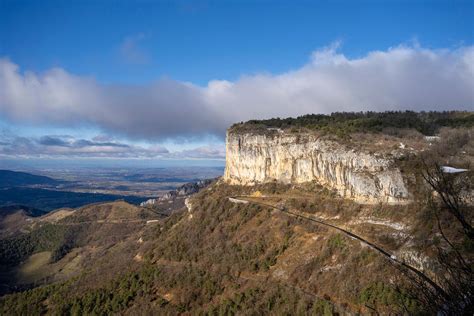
xmin=224 ymin=129 xmax=409 ymax=204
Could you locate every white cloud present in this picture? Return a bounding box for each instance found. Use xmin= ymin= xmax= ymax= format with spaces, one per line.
xmin=0 ymin=43 xmax=473 ymax=143
xmin=0 ymin=133 xmax=226 ymax=159
xmin=0 ymin=133 xmax=162 ymax=158
xmin=169 ymin=145 xmax=225 ymax=159
xmin=205 ymin=44 xmax=474 ymax=123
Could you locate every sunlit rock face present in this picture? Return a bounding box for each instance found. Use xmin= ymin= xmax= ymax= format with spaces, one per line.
xmin=224 ymin=130 xmax=409 ymax=204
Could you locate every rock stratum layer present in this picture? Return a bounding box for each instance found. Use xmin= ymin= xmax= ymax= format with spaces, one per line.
xmin=224 ymin=130 xmax=409 ymax=204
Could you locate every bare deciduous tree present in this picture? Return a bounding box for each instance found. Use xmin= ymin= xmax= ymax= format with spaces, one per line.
xmin=400 ymin=161 xmax=473 ymax=315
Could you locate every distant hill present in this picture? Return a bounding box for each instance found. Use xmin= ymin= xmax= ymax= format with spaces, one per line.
xmin=0 ymin=200 xmax=162 ymax=295
xmin=0 ymin=170 xmax=61 ymax=189
xmin=0 ymin=205 xmax=46 ymax=218
xmin=0 ymin=206 xmax=47 ymax=239
xmin=0 ymin=187 xmax=148 ymax=212
xmin=0 ymin=170 xmax=150 ymax=212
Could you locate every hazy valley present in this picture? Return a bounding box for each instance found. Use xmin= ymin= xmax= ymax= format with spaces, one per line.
xmin=0 ymin=167 xmax=223 ymax=212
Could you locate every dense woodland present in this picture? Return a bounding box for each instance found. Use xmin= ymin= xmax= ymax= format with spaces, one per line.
xmin=0 ymin=224 xmax=71 ymax=266
xmin=231 ymin=111 xmax=474 ymax=137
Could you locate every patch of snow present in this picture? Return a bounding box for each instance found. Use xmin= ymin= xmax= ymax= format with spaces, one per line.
xmin=315 ymin=213 xmax=340 ymax=220
xmin=228 ymin=197 xmax=249 ymax=204
xmin=391 ymin=231 xmax=410 ymax=239
xmin=441 ymin=166 xmax=468 ymax=173
xmin=424 ymin=136 xmax=440 ymax=142
xmin=272 ymin=269 xmax=288 ymax=280
xmin=352 ymin=217 xmax=407 ymax=230
xmin=399 ymin=142 xmax=406 ymax=149
xmin=267 ymin=127 xmax=284 ymax=133
xmin=146 ymin=219 xmax=159 ymax=224
xmin=320 ymin=264 xmax=342 ymax=272
xmin=396 ymin=249 xmax=432 ymax=271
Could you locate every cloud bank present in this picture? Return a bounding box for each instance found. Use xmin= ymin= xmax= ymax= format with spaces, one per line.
xmin=1 ymin=43 xmax=473 ymax=142
xmin=0 ymin=133 xmax=225 ymax=159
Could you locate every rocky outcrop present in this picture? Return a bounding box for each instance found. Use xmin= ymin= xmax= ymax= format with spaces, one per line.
xmin=140 ymin=179 xmax=214 ymax=206
xmin=224 ymin=130 xmax=409 ymax=204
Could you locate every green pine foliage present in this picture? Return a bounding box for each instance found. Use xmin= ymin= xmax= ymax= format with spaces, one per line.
xmin=0 ymin=224 xmax=70 ymax=266
xmin=231 ymin=111 xmax=474 ymax=136
xmin=359 ymin=282 xmax=423 ymax=315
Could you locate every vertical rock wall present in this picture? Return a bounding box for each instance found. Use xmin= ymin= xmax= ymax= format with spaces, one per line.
xmin=224 ymin=130 xmax=409 ymax=204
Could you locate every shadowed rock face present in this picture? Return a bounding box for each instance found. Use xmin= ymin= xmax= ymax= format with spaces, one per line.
xmin=224 ymin=130 xmax=409 ymax=204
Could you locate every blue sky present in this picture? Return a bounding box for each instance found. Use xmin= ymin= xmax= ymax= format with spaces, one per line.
xmin=2 ymin=1 xmax=472 ymax=84
xmin=0 ymin=0 xmax=473 ymax=161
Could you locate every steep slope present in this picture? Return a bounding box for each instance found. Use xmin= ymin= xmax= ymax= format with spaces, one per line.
xmin=0 ymin=201 xmax=162 ymax=296
xmin=0 ymin=181 xmax=428 ymax=315
xmin=0 ymin=207 xmax=45 ymax=238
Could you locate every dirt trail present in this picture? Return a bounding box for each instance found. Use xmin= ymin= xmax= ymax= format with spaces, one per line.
xmin=59 ymin=219 xmax=152 ymax=225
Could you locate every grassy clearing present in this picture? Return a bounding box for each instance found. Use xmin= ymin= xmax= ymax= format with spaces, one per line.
xmin=16 ymin=251 xmax=51 ymax=284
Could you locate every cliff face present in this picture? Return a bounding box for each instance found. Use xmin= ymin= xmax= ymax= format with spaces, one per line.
xmin=224 ymin=130 xmax=409 ymax=204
